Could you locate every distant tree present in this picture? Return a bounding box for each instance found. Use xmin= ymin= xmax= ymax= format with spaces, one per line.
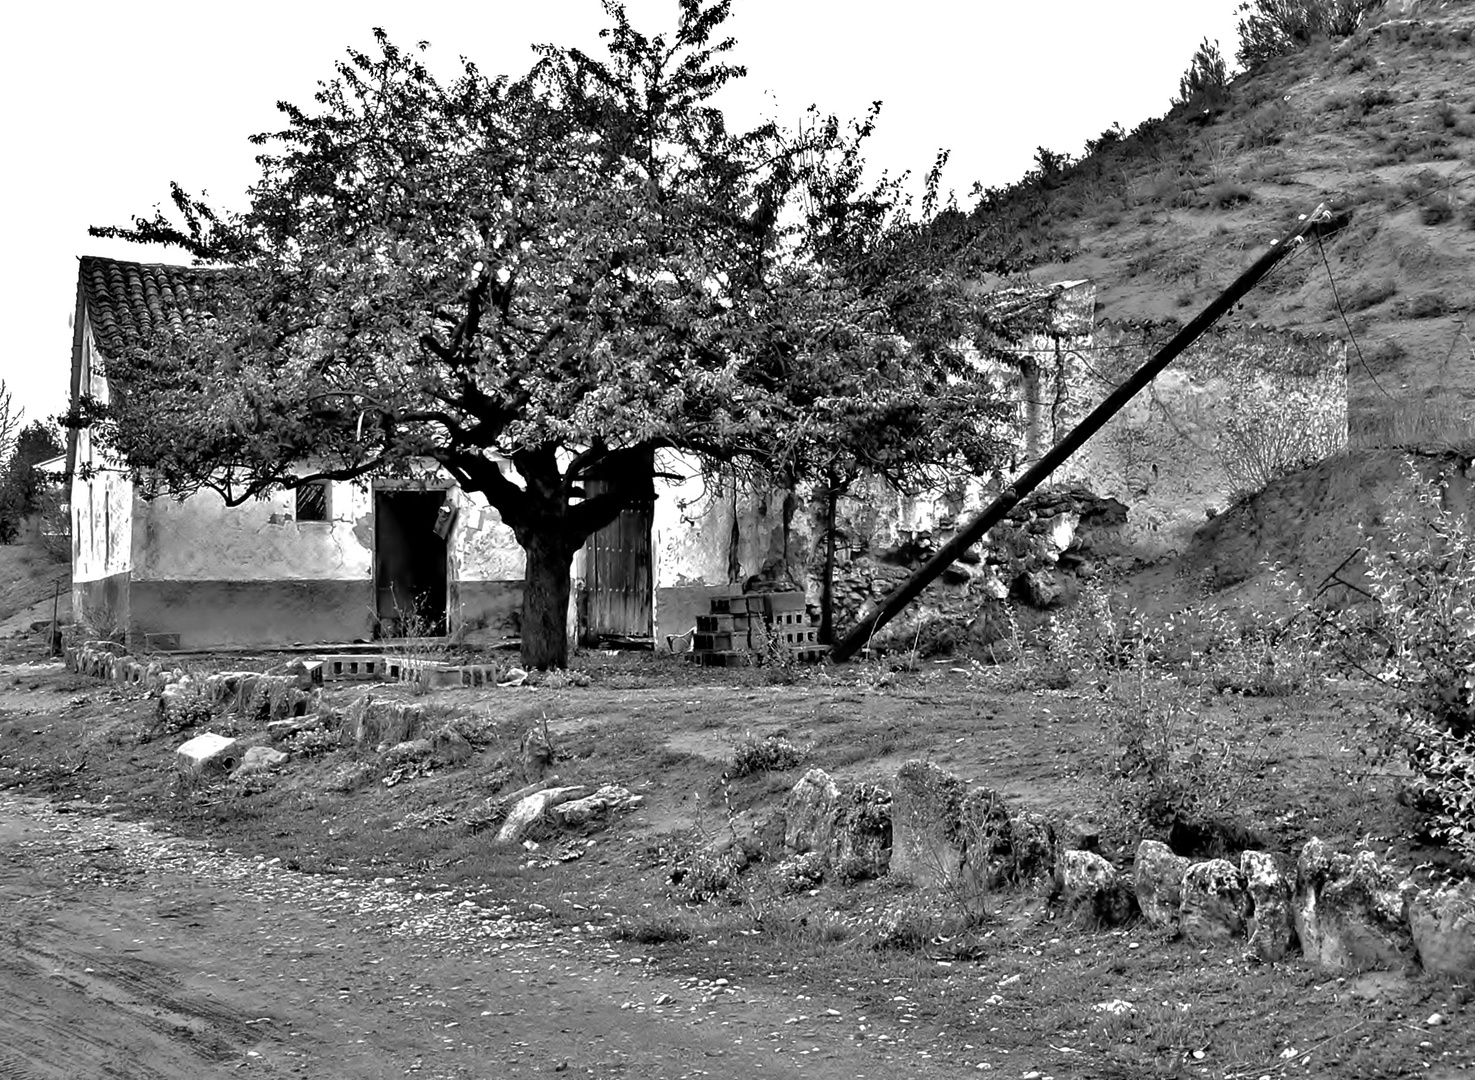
xmin=1174 ymin=38 xmax=1230 ymax=108
xmin=0 ymin=421 xmax=62 ymax=544
xmin=1236 ymin=0 xmax=1386 ymax=69
xmin=0 ymin=380 xmax=19 ymax=466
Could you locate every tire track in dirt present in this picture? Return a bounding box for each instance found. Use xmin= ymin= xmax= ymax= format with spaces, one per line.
xmin=1 ymin=793 xmax=971 ymax=1079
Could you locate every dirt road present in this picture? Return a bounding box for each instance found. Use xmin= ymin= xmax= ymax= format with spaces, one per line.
xmin=0 ymin=793 xmax=971 ymax=1079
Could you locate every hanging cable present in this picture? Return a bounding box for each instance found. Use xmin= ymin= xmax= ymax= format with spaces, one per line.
xmin=1315 ymin=231 xmax=1396 ymax=402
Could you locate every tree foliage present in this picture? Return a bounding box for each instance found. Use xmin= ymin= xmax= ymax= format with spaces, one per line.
xmin=0 ymin=421 xmax=63 ymax=545
xmin=1174 ymin=38 xmax=1230 ymax=109
xmin=79 ymin=1 xmax=1038 ymax=666
xmin=1235 ymin=0 xmax=1386 ymax=69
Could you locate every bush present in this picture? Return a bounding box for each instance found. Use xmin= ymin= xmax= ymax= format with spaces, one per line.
xmin=1236 ymin=0 xmax=1387 ymax=69
xmin=1419 ymin=195 xmax=1455 ymax=226
xmin=728 ymin=732 xmax=805 ymax=777
xmin=1175 ymin=38 xmax=1230 ymax=108
xmin=1361 ymin=467 xmax=1475 ymax=866
xmin=1343 ymin=279 xmax=1397 ymax=312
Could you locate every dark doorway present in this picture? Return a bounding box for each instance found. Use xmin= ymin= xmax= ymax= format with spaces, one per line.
xmin=582 ymin=471 xmax=654 ymax=640
xmin=374 ymin=490 xmax=448 ymax=637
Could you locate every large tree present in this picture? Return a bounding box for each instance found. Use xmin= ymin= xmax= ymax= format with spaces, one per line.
xmin=84 ymin=2 xmax=828 ymax=667
xmin=80 ymin=1 xmax=1043 ymax=666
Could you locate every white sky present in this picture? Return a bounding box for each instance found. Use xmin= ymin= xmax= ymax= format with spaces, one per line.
xmin=0 ymin=0 xmax=1242 ymax=428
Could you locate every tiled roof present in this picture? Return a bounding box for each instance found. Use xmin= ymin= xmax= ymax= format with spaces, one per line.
xmin=77 ymin=256 xmax=219 ymax=357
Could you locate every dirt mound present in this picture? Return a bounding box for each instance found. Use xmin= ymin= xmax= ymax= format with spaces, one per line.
xmin=0 ymin=544 xmax=69 ymax=637
xmin=1123 ymin=447 xmax=1473 ymax=616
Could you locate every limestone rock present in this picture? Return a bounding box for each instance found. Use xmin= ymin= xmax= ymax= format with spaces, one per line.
xmin=1004 ymin=810 xmax=1057 ymax=883
xmin=1409 ymin=879 xmax=1475 ymax=979
xmin=431 ymin=725 xmax=473 ymax=766
xmin=550 ymin=785 xmax=644 ymax=828
xmin=1058 ymin=849 xmax=1136 ymax=926
xmin=828 ymin=782 xmax=892 ymax=881
xmin=1180 ymin=859 xmax=1247 ymax=942
xmin=1294 ymin=838 xmax=1416 ymax=973
xmin=325 ymin=761 xmax=377 ymax=793
xmin=889 ymin=761 xmax=966 ymax=888
xmin=496 ymin=785 xmax=589 ymax=844
xmin=1242 ymin=850 xmax=1296 ymax=961
xmin=385 ymin=738 xmax=434 ymax=764
xmin=341 ymin=696 xmax=426 ymax=748
xmin=783 ymin=768 xmax=842 ymax=856
xmin=1134 ymin=840 xmax=1192 ymax=932
xmin=234 ymin=745 xmax=289 ymax=776
xmin=176 ymin=733 xmax=240 ymax=778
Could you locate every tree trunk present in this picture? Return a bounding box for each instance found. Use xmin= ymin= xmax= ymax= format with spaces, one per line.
xmin=521 ymin=533 xmax=575 ymax=670
xmin=819 ymin=475 xmax=838 ymax=645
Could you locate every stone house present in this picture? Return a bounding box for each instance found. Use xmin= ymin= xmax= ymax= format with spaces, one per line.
xmin=62 ymin=258 xmax=1103 ymax=648
xmin=68 ymin=255 xmax=1342 ymax=650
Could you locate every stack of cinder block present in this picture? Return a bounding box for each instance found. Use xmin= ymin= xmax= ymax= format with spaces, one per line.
xmin=687 ymin=591 xmax=828 ymax=666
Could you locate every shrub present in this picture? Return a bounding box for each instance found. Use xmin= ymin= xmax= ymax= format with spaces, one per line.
xmin=1343 ymin=279 xmax=1397 ymax=312
xmin=1399 ymin=292 xmax=1450 ymax=319
xmin=1419 ymin=195 xmax=1455 ymax=226
xmin=1236 ymin=0 xmax=1388 ymax=69
xmin=728 ymin=732 xmax=805 ymax=777
xmin=1174 ymin=38 xmax=1231 ymax=108
xmin=1360 ymin=467 xmax=1475 ymax=866
xmin=669 ymin=846 xmax=746 ymax=903
xmin=1216 ymin=368 xmax=1346 ymax=500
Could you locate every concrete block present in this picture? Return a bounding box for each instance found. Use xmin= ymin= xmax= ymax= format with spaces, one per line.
xmin=322 ymin=655 xmax=385 ymax=681
xmin=176 ymin=733 xmax=240 ymax=778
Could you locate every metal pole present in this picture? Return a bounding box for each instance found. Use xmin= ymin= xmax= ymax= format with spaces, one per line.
xmin=831 ymin=202 xmax=1346 ymax=663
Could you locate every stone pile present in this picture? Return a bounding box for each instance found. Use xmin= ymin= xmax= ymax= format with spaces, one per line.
xmin=745 ymin=758 xmax=1475 ymax=981
xmin=829 ymin=486 xmax=1129 ymax=650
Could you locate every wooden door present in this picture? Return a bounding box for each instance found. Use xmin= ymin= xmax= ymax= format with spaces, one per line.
xmin=582 ymin=481 xmax=654 ymax=639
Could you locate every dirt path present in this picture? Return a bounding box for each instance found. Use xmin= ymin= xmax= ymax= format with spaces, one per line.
xmin=0 ymin=794 xmax=970 ymax=1079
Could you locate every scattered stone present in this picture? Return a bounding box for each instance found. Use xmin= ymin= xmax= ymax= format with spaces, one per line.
xmin=1057 ymin=849 xmax=1136 ymax=926
xmin=495 ymin=786 xmax=590 ymax=845
xmin=1409 ymin=879 xmax=1475 ymax=979
xmin=1294 ymin=838 xmax=1416 ymax=973
xmin=889 ymin=760 xmax=966 ymax=888
xmin=549 ymin=785 xmax=644 ymax=828
xmin=1134 ymin=840 xmax=1192 ymax=933
xmin=1179 ymin=858 xmax=1247 ymax=942
xmin=1242 ymin=850 xmax=1296 ymax=961
xmin=385 ymin=738 xmax=434 ymax=765
xmin=325 ymin=761 xmax=377 ymax=793
xmin=234 ymin=745 xmax=289 ymax=776
xmin=430 ymin=725 xmax=473 ymax=766
xmin=783 ymin=768 xmax=842 ymax=856
xmin=1426 ymin=1012 xmax=1446 ymax=1027
xmin=498 ymin=667 xmax=530 ymax=688
xmin=175 ymin=733 xmax=240 ymax=778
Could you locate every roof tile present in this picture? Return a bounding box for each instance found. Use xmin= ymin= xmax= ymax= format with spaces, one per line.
xmin=78 ymin=255 xmax=217 ymax=357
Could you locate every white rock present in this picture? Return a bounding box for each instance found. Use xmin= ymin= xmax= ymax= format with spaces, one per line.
xmin=496 ymin=785 xmax=589 ymax=844
xmin=176 ymin=733 xmax=239 ymax=778
xmin=234 ymin=745 xmax=289 ymax=776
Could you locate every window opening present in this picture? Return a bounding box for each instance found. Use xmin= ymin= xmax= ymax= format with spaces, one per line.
xmin=296 ymin=482 xmax=330 ymax=522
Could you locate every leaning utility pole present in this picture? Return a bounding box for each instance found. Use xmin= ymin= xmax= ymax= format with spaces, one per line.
xmin=831 ymin=202 xmax=1349 ymax=663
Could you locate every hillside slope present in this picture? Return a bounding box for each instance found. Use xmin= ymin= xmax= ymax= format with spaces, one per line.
xmin=1006 ymin=0 xmax=1475 ymax=446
